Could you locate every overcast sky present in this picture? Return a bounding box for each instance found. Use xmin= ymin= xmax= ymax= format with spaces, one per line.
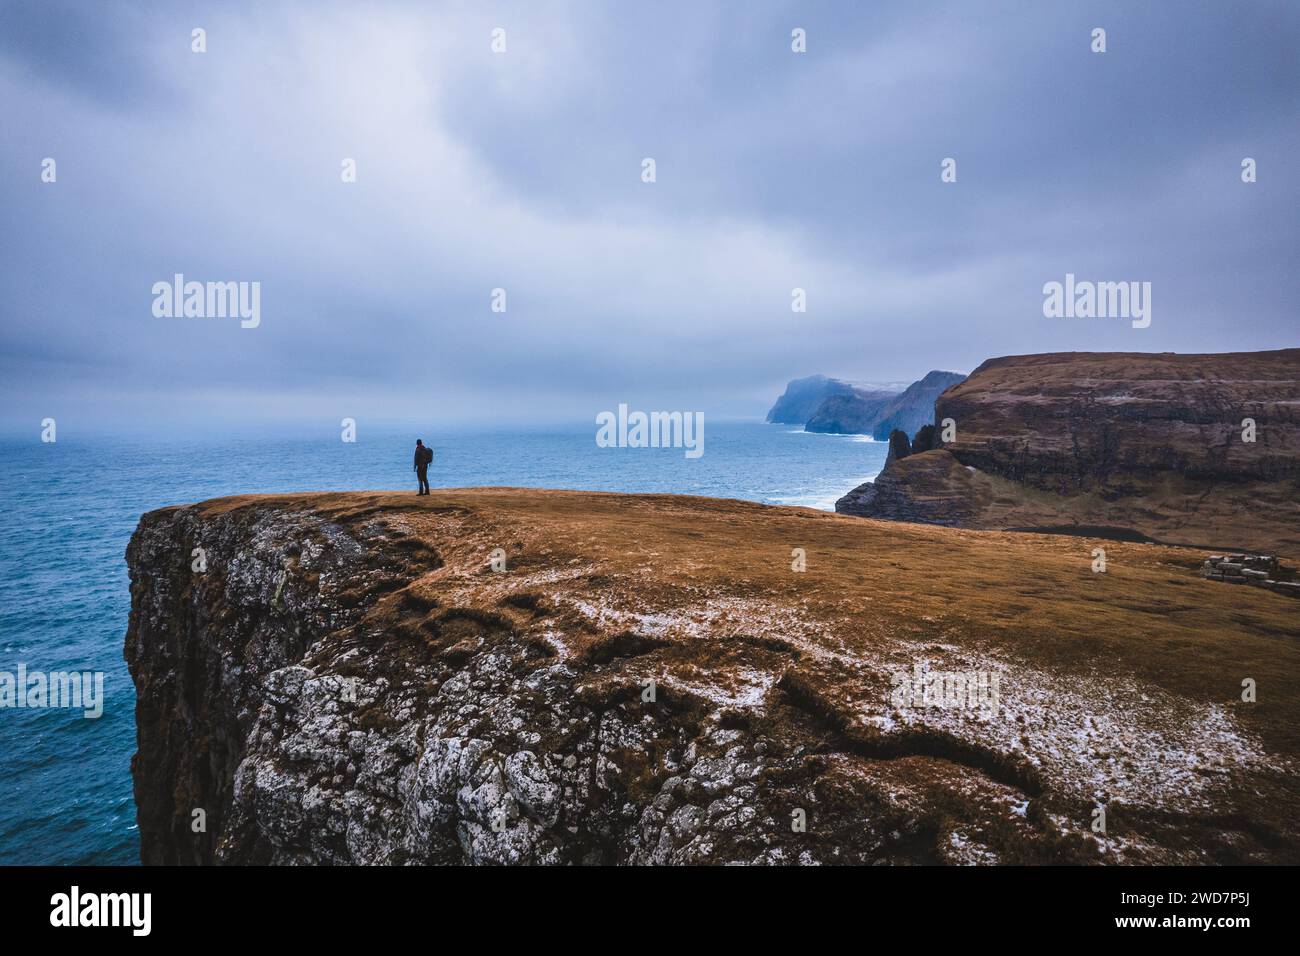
xmin=2 ymin=0 xmax=1297 ymax=432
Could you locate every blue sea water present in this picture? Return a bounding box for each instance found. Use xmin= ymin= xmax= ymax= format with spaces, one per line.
xmin=0 ymin=421 xmax=886 ymax=864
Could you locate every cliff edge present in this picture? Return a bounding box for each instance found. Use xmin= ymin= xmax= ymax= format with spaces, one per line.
xmin=126 ymin=489 xmax=1300 ymax=864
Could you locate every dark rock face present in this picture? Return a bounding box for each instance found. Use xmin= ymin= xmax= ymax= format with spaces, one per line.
xmin=870 ymin=371 xmax=968 ymax=441
xmin=936 ymin=350 xmax=1300 ymax=487
xmin=836 ymin=350 xmax=1300 ymax=554
xmin=801 ymin=371 xmax=965 ymax=437
xmin=766 ymin=375 xmax=858 ymax=424
xmin=886 ymin=429 xmax=912 ymax=464
xmin=836 ymin=450 xmax=984 ymax=526
xmin=911 ymin=424 xmax=937 ymax=454
xmin=125 ymin=501 xmax=441 ymax=864
xmin=803 ymin=388 xmax=900 ymax=434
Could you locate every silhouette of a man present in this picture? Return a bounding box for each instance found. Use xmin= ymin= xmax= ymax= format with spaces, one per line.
xmin=414 ymin=439 xmax=432 ymax=495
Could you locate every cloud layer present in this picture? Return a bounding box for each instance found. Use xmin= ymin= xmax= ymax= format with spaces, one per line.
xmin=2 ymin=0 xmax=1297 ymax=431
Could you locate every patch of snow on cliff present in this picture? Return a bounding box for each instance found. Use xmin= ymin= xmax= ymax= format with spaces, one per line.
xmin=870 ymin=649 xmax=1274 ymax=812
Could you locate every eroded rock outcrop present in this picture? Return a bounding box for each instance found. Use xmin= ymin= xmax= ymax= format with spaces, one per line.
xmin=886 ymin=429 xmax=913 ymax=464
xmin=127 ymin=490 xmax=1300 ymax=865
xmin=837 ymin=350 xmax=1300 ymax=554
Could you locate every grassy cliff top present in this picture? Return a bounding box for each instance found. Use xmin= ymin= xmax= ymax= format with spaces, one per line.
xmin=161 ymin=488 xmax=1300 ymax=861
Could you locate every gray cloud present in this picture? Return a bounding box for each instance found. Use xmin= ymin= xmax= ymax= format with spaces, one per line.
xmin=1 ymin=0 xmax=1296 ymax=431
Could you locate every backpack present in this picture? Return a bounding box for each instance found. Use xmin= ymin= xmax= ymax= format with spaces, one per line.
xmin=420 ymin=446 xmax=433 ymax=466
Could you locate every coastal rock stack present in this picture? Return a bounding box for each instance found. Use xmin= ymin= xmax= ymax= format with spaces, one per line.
xmin=886 ymin=428 xmax=912 ymax=464
xmin=1201 ymin=554 xmax=1300 ymax=597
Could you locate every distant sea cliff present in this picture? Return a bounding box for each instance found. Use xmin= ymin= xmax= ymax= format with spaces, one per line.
xmin=766 ymin=370 xmax=966 ymax=440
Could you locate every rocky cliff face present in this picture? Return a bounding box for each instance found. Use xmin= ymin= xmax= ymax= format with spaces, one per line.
xmin=766 ymin=375 xmax=861 ymax=424
xmin=803 ymin=388 xmax=900 ymax=434
xmin=935 ymin=350 xmax=1299 ymax=486
xmin=838 ymin=350 xmax=1300 ymax=554
xmin=127 ymin=490 xmax=1300 ymax=865
xmin=869 ymin=370 xmax=967 ymax=440
xmin=801 ymin=371 xmax=965 ymax=437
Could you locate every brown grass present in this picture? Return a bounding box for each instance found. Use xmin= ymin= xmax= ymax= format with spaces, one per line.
xmin=189 ymin=487 xmax=1300 ymax=860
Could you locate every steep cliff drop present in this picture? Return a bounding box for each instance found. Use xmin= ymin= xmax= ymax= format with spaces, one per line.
xmin=126 ymin=490 xmax=1300 ymax=864
xmin=837 ymin=350 xmax=1300 ymax=554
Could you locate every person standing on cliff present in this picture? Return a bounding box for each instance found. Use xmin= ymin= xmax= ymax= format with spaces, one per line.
xmin=413 ymin=439 xmax=432 ymax=496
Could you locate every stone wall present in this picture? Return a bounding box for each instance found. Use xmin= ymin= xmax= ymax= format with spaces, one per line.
xmin=1201 ymin=554 xmax=1300 ymax=597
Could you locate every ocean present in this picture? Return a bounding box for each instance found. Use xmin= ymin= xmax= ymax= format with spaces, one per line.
xmin=0 ymin=421 xmax=886 ymax=864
